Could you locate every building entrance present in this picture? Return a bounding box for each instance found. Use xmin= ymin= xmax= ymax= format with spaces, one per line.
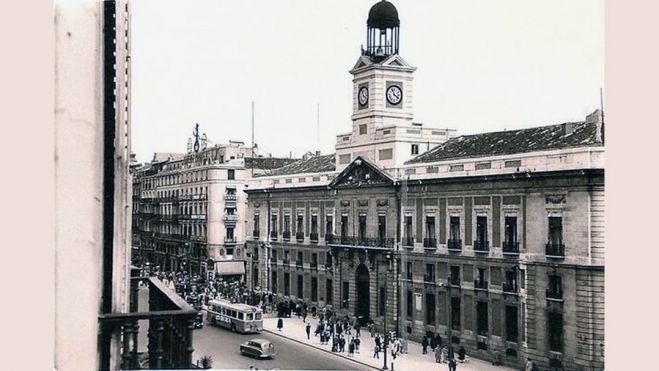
xmin=356 ymin=264 xmax=370 ymax=324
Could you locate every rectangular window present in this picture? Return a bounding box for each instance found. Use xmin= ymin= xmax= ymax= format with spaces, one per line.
xmin=378 ymin=215 xmax=387 ymax=241
xmin=475 ymin=162 xmax=492 ymax=170
xmin=226 ymin=227 xmax=234 ymax=240
xmin=426 ymin=216 xmax=436 ymax=239
xmin=504 ymin=216 xmax=517 ymax=249
xmin=477 ymin=301 xmax=489 ymax=336
xmin=339 ymin=154 xmax=351 ymax=164
xmin=426 ymin=293 xmax=436 ymax=325
xmin=253 ymin=214 xmax=260 ymax=236
xmin=272 ymin=272 xmax=277 ymax=292
xmin=505 ymin=305 xmax=519 ymax=342
xmin=358 ymin=214 xmax=367 ymax=240
xmin=326 ymin=215 xmax=334 ymax=236
xmin=326 ymin=279 xmax=333 ymax=305
xmin=271 ymin=215 xmax=278 ymax=234
xmin=272 ymin=249 xmax=277 ymax=262
xmin=297 ymin=251 xmax=303 ymax=265
xmin=504 ymin=160 xmax=522 ymax=168
xmin=311 ymin=277 xmax=318 ymax=301
xmin=227 ymin=169 xmax=235 ymax=180
xmin=341 ymin=214 xmax=349 ymax=239
xmin=297 ymin=275 xmax=303 ymax=298
xmin=407 ymin=290 xmax=414 ymax=319
xmin=404 ymin=216 xmax=413 ymax=243
xmin=406 ymin=262 xmax=413 ymax=280
xmin=325 ymin=251 xmax=333 ymax=267
xmin=548 ymin=275 xmax=563 ymax=299
xmin=548 ymin=216 xmax=563 ymax=245
xmin=296 ymin=215 xmax=304 ymax=234
xmin=342 ymin=282 xmax=349 ymax=308
xmin=548 ymin=312 xmax=564 ymax=352
xmin=476 ymin=216 xmax=488 ymax=249
xmin=450 ymin=216 xmax=461 ymax=241
xmin=451 ymin=297 xmax=461 ymax=330
xmin=298 ymin=177 xmax=306 ymax=183
xmin=311 ymin=215 xmax=318 ymax=235
xmin=411 ymin=144 xmax=419 ymax=155
xmin=426 ymin=166 xmax=439 ymax=174
xmin=379 ymin=287 xmax=386 ymax=316
xmin=311 ymin=253 xmax=318 ymax=267
xmin=284 ymin=215 xmax=291 ymax=234
xmin=359 ymin=124 xmax=367 ymax=135
xmin=425 ymin=263 xmax=435 ymax=282
xmin=449 ymin=164 xmax=464 ymax=172
xmin=284 ymin=273 xmax=290 ymax=296
xmin=379 ymin=148 xmax=393 ymax=160
xmin=450 ymin=265 xmax=460 ymax=285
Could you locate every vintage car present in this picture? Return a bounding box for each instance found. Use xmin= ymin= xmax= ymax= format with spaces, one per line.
xmin=239 ymin=339 xmax=276 ymax=359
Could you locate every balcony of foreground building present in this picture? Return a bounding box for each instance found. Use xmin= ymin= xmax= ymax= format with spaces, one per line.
xmin=545 ymin=242 xmax=566 ymax=259
xmin=473 ymin=239 xmax=490 ymax=254
xmin=402 ymin=237 xmax=414 ymax=248
xmin=474 ymin=279 xmax=489 ymax=291
xmin=448 ymin=276 xmax=461 ymax=288
xmin=270 ymin=231 xmax=278 ymax=241
xmin=223 ymin=214 xmax=239 ymax=225
xmin=546 ymin=288 xmax=564 ymax=302
xmin=325 ymin=233 xmax=335 ymax=244
xmin=283 ymin=231 xmax=291 ymax=241
xmin=98 ymin=274 xmax=197 ymax=370
xmin=423 ymin=237 xmax=437 ymax=249
xmin=502 ymin=241 xmax=520 ymax=256
xmin=502 ymin=282 xmax=519 ymax=297
xmin=224 ymin=237 xmax=237 ymax=244
xmin=252 ymin=230 xmax=260 ymax=240
xmin=309 ymin=232 xmax=319 ymax=243
xmin=295 ymin=232 xmax=304 ymax=242
xmin=328 ymin=236 xmax=395 ymax=249
xmin=447 ymin=238 xmax=462 ymax=252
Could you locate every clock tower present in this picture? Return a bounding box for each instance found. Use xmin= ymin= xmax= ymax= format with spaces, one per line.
xmin=336 ymin=1 xmax=455 ymax=170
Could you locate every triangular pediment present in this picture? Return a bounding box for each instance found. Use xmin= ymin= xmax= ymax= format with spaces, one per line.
xmin=329 ymin=156 xmax=395 ymax=189
xmin=381 ymin=54 xmax=412 ymax=68
xmin=351 ymin=55 xmax=375 ymax=71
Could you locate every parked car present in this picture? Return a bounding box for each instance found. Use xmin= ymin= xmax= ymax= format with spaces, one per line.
xmin=239 ymin=339 xmax=276 ymax=359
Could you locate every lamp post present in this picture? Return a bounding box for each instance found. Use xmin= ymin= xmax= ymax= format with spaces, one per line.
xmin=382 ymin=250 xmax=394 ymax=370
xmin=441 ymin=281 xmax=454 ymax=363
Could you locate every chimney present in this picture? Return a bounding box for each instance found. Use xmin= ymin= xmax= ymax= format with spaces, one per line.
xmin=315 ymin=150 xmax=321 ymax=156
xmin=586 ymin=109 xmax=604 ymax=143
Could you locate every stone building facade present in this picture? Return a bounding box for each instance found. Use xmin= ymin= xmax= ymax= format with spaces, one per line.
xmin=244 ymin=2 xmax=605 ymax=370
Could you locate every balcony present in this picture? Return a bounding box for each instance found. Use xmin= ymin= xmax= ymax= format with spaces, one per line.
xmin=224 ymin=237 xmax=236 ymax=244
xmin=502 ymin=241 xmax=520 ymax=256
xmin=448 ymin=276 xmax=461 ymax=287
xmin=474 ymin=280 xmax=489 ymax=291
xmin=295 ymin=260 xmax=303 ymax=269
xmin=252 ymin=230 xmax=260 ymax=239
xmin=98 ymin=276 xmax=196 ymax=370
xmin=325 ymin=234 xmax=335 ymax=244
xmin=447 ymin=238 xmax=462 ymax=252
xmin=190 ymin=214 xmax=206 ymax=221
xmin=296 ymin=232 xmax=305 ymax=242
xmin=424 ymin=274 xmax=436 ymax=283
xmin=283 ymin=231 xmax=291 ymax=241
xmin=223 ymin=214 xmax=239 ymax=225
xmin=224 ymin=193 xmax=237 ymax=201
xmin=270 ymin=231 xmax=278 ymax=240
xmin=423 ymin=237 xmax=437 ymax=249
xmin=329 ymin=236 xmax=395 ymax=249
xmin=283 ymin=258 xmax=290 ymax=265
xmin=545 ymin=243 xmax=565 ymax=258
xmin=546 ymin=289 xmax=564 ymax=302
xmin=402 ymin=237 xmax=414 ymax=248
xmin=502 ymin=282 xmax=518 ymax=295
xmin=473 ymin=239 xmax=490 ymax=254
xmin=310 ymin=261 xmax=318 ymax=269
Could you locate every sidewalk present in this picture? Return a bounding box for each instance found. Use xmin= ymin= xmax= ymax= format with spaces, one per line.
xmin=263 ymin=316 xmax=517 ymax=371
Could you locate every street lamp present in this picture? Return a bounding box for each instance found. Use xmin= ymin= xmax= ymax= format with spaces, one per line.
xmin=440 ymin=281 xmax=454 ymax=363
xmin=382 ymin=251 xmax=394 ymax=371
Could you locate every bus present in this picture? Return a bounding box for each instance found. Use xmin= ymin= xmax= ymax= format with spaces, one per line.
xmin=206 ymin=299 xmax=263 ymax=334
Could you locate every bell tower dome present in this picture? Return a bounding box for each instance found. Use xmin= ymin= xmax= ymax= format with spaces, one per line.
xmin=364 ymin=0 xmax=400 ymax=60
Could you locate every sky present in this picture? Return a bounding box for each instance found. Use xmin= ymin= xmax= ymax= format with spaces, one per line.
xmin=130 ymin=0 xmax=603 ymax=163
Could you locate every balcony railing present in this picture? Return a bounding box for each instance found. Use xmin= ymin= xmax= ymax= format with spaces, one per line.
xmin=253 ymin=230 xmax=260 ymax=238
xmin=224 ymin=193 xmax=237 ymax=201
xmin=424 ymin=274 xmax=436 ymax=283
xmin=403 ymin=237 xmax=414 ymax=248
xmin=546 ymin=289 xmax=564 ymax=301
xmin=545 ymin=243 xmax=565 ymax=258
xmin=502 ymin=241 xmax=520 ymax=255
xmin=310 ymin=261 xmax=318 ymax=269
xmin=502 ymin=282 xmax=518 ymax=294
xmin=474 ymin=280 xmax=489 ymax=290
xmin=283 ymin=258 xmax=290 ymax=265
xmin=224 ymin=237 xmax=236 ymax=244
xmin=448 ymin=276 xmax=461 ymax=287
xmin=473 ymin=239 xmax=490 ymax=253
xmin=98 ymin=276 xmax=196 ymax=370
xmin=270 ymin=231 xmax=278 ymax=240
xmin=447 ymin=238 xmax=462 ymax=251
xmin=283 ymin=231 xmax=291 ymax=241
xmin=325 ymin=234 xmax=335 ymax=244
xmin=423 ymin=238 xmax=437 ymax=249
xmin=329 ymin=236 xmax=396 ymax=248
xmin=295 ymin=260 xmax=303 ymax=269
xmin=223 ymin=214 xmax=239 ymax=224
xmin=296 ymin=232 xmax=304 ymax=242
xmin=310 ymin=232 xmax=319 ymax=242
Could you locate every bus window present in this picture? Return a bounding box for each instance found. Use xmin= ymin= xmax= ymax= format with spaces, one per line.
xmin=246 ymin=313 xmax=253 ymax=321
xmin=238 ymin=312 xmax=244 ymax=320
xmin=255 ymin=313 xmax=262 ymax=320
xmin=230 ymin=310 xmax=236 ymax=318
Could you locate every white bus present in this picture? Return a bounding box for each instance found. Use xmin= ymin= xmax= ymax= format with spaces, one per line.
xmin=206 ymin=299 xmax=263 ymax=334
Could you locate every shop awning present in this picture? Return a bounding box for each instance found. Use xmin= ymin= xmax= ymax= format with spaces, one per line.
xmin=215 ymin=260 xmax=245 ymax=275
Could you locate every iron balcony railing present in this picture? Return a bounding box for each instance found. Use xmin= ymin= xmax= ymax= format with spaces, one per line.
xmin=283 ymin=231 xmax=291 ymax=241
xmin=224 ymin=193 xmax=237 ymax=201
xmin=473 ymin=239 xmax=490 ymax=253
xmin=424 ymin=274 xmax=436 ymax=283
xmin=270 ymin=231 xmax=278 ymax=240
xmin=502 ymin=282 xmax=518 ymax=294
xmin=223 ymin=214 xmax=239 ymax=223
xmin=253 ymin=230 xmax=260 ymax=238
xmin=546 ymin=289 xmax=564 ymax=301
xmin=447 ymin=238 xmax=462 ymax=251
xmin=503 ymin=241 xmax=520 ymax=255
xmin=296 ymin=232 xmax=304 ymax=241
xmin=310 ymin=232 xmax=319 ymax=242
xmin=448 ymin=276 xmax=461 ymax=286
xmin=325 ymin=234 xmax=335 ymax=244
xmin=403 ymin=237 xmax=414 ymax=247
xmin=310 ymin=261 xmax=318 ymax=269
xmin=329 ymin=236 xmax=395 ymax=248
xmin=545 ymin=243 xmax=566 ymax=258
xmin=423 ymin=237 xmax=437 ymax=249
xmin=474 ymin=279 xmax=489 ymax=290
xmin=98 ymin=276 xmax=196 ymax=370
xmin=295 ymin=260 xmax=303 ymax=268
xmin=224 ymin=237 xmax=236 ymax=244
xmin=282 ymin=258 xmax=290 ymax=265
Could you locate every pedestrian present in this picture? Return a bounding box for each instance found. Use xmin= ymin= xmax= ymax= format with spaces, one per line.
xmin=348 ymin=339 xmax=355 ymax=357
xmin=434 ymin=344 xmax=441 ymax=363
xmin=525 ymin=358 xmax=534 ymax=371
xmin=277 ymin=317 xmax=283 ymax=332
xmin=430 ymin=334 xmax=437 ymax=351
xmin=441 ymin=346 xmax=448 ymax=364
xmin=306 ymin=322 xmax=311 ymax=340
xmin=422 ymin=335 xmax=429 ymax=354
xmin=369 ymin=322 xmax=375 ymax=338
xmin=320 ymin=331 xmax=325 ymax=345
xmin=457 ymin=346 xmax=466 ymax=362
xmin=375 ymin=334 xmax=382 ymax=350
xmin=449 ymin=357 xmax=457 ymax=371
xmin=302 ymin=310 xmax=307 ymax=323
xmin=355 ymin=323 xmax=361 ymax=337
xmin=355 ymin=336 xmax=360 ymax=353
xmin=373 ymin=344 xmax=380 ymax=358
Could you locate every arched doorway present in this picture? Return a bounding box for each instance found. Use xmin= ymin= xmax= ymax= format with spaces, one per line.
xmin=356 ymin=264 xmax=370 ymax=324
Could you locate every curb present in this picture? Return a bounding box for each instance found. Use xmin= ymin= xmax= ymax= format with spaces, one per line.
xmin=263 ymin=328 xmax=380 ymax=370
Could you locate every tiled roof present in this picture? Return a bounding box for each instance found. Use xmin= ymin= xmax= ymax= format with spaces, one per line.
xmin=264 ymin=154 xmax=336 ymax=176
xmin=244 ymin=157 xmax=299 ymax=170
xmin=151 ymin=152 xmax=186 ymax=163
xmin=405 ymin=121 xmax=602 ymax=164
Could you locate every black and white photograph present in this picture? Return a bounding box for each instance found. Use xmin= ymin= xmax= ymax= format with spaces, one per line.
xmin=51 ymin=0 xmax=609 ymax=370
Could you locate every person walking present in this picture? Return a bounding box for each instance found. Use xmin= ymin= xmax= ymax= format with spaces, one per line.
xmin=457 ymin=346 xmax=466 ymax=362
xmin=355 ymin=322 xmax=361 ymax=337
xmin=434 ymin=344 xmax=441 ymax=363
xmin=449 ymin=357 xmax=457 ymax=371
xmin=302 ymin=309 xmax=308 ymax=323
xmin=375 ymin=333 xmax=382 ymax=351
xmin=277 ymin=317 xmax=283 ymax=332
xmin=348 ymin=338 xmax=355 ymax=357
xmin=373 ymin=344 xmax=380 ymax=359
xmin=305 ymin=322 xmax=311 ymax=340
xmin=525 ymin=358 xmax=534 ymax=371
xmin=355 ymin=336 xmax=361 ymax=354
xmin=422 ymin=335 xmax=429 ymax=354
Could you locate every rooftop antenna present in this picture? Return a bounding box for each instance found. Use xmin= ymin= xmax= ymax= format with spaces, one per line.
xmin=316 ymin=103 xmax=320 ymax=153
xmin=251 ymin=101 xmax=255 ymax=177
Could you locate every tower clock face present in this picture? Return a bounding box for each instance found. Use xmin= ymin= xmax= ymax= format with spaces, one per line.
xmin=386 ymin=85 xmax=403 ymax=105
xmin=358 ymin=86 xmax=369 ymax=106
